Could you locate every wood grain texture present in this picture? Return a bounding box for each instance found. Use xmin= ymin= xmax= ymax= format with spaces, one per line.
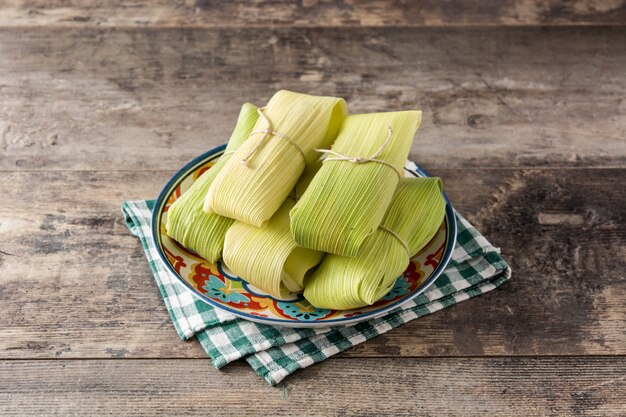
xmin=1 ymin=168 xmax=624 ymax=358
xmin=1 ymin=0 xmax=625 ymax=28
xmin=0 ymin=27 xmax=625 ymax=171
xmin=0 ymin=4 xmax=624 ymax=414
xmin=1 ymin=358 xmax=625 ymax=416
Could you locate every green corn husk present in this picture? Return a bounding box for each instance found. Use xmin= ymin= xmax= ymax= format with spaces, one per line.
xmin=290 ymin=110 xmax=422 ymax=257
xmin=205 ymin=90 xmax=347 ymax=227
xmin=223 ymin=198 xmax=325 ymax=299
xmin=303 ymin=177 xmax=446 ymax=310
xmin=165 ymin=103 xmax=259 ymax=263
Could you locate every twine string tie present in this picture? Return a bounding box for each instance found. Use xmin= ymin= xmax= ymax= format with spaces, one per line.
xmin=314 ymin=126 xmax=402 ymax=178
xmin=240 ymin=107 xmax=306 ymax=167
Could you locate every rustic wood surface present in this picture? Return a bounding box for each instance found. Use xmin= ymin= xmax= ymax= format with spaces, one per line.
xmin=1 ymin=27 xmax=625 ymax=171
xmin=0 ymin=1 xmax=625 ymax=415
xmin=1 ymin=358 xmax=626 ymax=416
xmin=1 ymin=0 xmax=625 ymax=28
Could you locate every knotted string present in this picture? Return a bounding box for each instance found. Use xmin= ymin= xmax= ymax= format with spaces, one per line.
xmin=240 ymin=107 xmax=306 ymax=167
xmin=314 ymin=126 xmax=402 ymax=178
xmin=379 ymin=226 xmax=410 ymax=258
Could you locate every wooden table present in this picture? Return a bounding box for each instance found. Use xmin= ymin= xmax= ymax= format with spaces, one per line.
xmin=0 ymin=2 xmax=625 ymax=415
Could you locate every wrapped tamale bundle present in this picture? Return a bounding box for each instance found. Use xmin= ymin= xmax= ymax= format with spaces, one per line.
xmin=223 ymin=198 xmax=324 ymax=299
xmin=304 ymin=177 xmax=446 ymax=310
xmin=204 ymin=90 xmax=347 ymax=227
xmin=291 ymin=111 xmax=422 ymax=257
xmin=165 ymin=103 xmax=259 ymax=263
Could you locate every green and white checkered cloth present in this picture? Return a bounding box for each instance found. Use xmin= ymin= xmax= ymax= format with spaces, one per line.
xmin=122 ymin=200 xmax=511 ymax=385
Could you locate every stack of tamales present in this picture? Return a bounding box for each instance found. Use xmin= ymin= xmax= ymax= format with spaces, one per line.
xmin=166 ymin=91 xmax=448 ymax=311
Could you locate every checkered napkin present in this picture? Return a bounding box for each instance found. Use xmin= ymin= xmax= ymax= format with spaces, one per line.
xmin=122 ymin=200 xmax=511 ymax=385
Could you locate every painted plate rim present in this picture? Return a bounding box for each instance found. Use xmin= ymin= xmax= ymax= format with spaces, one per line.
xmin=151 ymin=144 xmax=457 ymax=327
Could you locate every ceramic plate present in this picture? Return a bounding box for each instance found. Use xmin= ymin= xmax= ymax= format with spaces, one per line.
xmin=152 ymin=144 xmax=457 ymax=327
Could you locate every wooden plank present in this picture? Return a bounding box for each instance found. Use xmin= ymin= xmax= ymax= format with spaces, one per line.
xmin=1 ymin=168 xmax=624 ymax=358
xmin=0 ymin=1 xmax=625 ymax=28
xmin=0 ymin=27 xmax=625 ymax=171
xmin=0 ymin=358 xmax=625 ymax=416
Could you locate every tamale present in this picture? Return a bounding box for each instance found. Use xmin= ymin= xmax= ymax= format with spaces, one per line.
xmin=291 ymin=110 xmax=422 ymax=257
xmin=204 ymin=90 xmax=347 ymax=227
xmin=222 ymin=198 xmax=324 ymax=299
xmin=303 ymin=177 xmax=446 ymax=310
xmin=165 ymin=103 xmax=259 ymax=263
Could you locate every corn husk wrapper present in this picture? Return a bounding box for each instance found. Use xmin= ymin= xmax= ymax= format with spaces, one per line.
xmin=223 ymin=198 xmax=325 ymax=299
xmin=304 ymin=177 xmax=446 ymax=310
xmin=165 ymin=103 xmax=259 ymax=263
xmin=205 ymin=90 xmax=347 ymax=227
xmin=291 ymin=110 xmax=422 ymax=257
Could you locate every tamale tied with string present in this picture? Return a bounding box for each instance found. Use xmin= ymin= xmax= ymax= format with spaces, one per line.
xmin=204 ymin=90 xmax=347 ymax=227
xmin=291 ymin=110 xmax=422 ymax=257
xmin=165 ymin=103 xmax=259 ymax=263
xmin=304 ymin=177 xmax=446 ymax=310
